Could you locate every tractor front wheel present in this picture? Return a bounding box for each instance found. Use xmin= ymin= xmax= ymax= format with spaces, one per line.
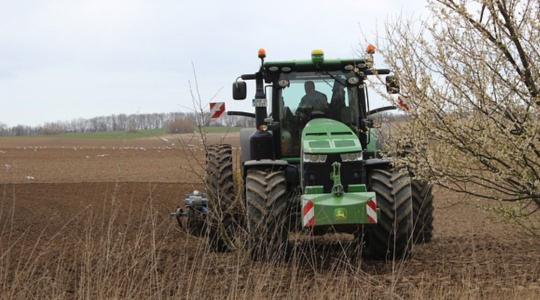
xmin=366 ymin=169 xmax=413 ymax=260
xmin=245 ymin=168 xmax=290 ymax=260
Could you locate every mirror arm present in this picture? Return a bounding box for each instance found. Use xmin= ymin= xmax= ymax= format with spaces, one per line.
xmin=367 ymin=105 xmax=397 ymax=116
xmin=227 ymin=111 xmax=256 ymax=118
xmin=364 ymin=69 xmax=391 ymax=75
xmin=240 ymin=74 xmax=257 ymax=80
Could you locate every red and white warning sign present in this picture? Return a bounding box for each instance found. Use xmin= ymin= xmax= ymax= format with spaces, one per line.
xmin=397 ymin=95 xmax=410 ymax=111
xmin=366 ymin=197 xmax=378 ymax=224
xmin=209 ymin=102 xmax=225 ymax=119
xmin=302 ymin=199 xmax=315 ymax=227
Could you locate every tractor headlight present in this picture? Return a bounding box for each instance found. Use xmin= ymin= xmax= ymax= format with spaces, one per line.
xmin=281 ymin=66 xmax=292 ymax=73
xmin=278 ymin=79 xmax=290 ymax=88
xmin=340 ymin=152 xmax=363 ymax=162
xmin=303 ymin=153 xmax=327 ymax=163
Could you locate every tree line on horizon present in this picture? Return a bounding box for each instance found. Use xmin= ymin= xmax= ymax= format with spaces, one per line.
xmin=0 ymin=111 xmax=256 ymax=136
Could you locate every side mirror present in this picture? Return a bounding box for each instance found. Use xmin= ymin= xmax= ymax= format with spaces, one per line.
xmin=385 ymin=75 xmax=400 ymax=94
xmin=233 ymin=81 xmax=247 ymax=100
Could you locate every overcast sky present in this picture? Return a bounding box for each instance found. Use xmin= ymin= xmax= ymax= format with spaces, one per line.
xmin=0 ymin=0 xmax=426 ymax=126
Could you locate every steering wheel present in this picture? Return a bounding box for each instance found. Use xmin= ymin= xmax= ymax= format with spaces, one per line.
xmin=310 ymin=110 xmax=326 ymax=118
xmin=296 ymin=106 xmax=327 ymax=123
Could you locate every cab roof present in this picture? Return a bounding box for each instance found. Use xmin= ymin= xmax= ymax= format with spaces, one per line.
xmin=263 ymin=58 xmax=368 ymax=73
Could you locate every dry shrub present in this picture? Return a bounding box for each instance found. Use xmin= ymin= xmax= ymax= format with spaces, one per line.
xmin=167 ymin=118 xmax=195 ymax=134
xmin=1 ymin=185 xmax=538 ymax=299
xmin=380 ymin=0 xmax=540 ymax=218
xmin=39 ymin=123 xmax=65 ymax=135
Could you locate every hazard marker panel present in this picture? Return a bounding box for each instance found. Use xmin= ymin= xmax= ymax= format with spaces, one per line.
xmin=210 ymin=102 xmax=225 ymax=119
xmin=303 ymin=199 xmax=315 ymax=227
xmin=397 ymin=96 xmax=410 ymax=111
xmin=366 ymin=197 xmax=378 ymax=223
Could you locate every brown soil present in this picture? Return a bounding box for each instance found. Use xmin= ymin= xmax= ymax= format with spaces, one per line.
xmin=0 ymin=133 xmax=238 ymax=183
xmin=0 ymin=135 xmax=538 ymax=298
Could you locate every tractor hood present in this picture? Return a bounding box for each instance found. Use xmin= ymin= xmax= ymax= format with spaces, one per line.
xmin=302 ymin=118 xmax=362 ymax=154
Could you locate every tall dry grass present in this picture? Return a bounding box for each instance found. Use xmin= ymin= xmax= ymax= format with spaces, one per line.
xmin=1 ymin=184 xmax=538 ymax=299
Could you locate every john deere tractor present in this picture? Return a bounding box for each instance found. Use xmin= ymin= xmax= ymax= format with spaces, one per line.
xmin=179 ymin=47 xmax=434 ymax=260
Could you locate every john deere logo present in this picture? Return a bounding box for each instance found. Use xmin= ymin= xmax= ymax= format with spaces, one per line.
xmin=334 ymin=208 xmax=347 ymax=221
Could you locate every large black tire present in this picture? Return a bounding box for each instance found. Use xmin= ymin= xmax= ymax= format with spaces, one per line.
xmin=412 ymin=180 xmax=434 ymax=243
xmin=205 ymin=144 xmax=238 ymax=252
xmin=245 ymin=169 xmax=290 ymax=260
xmin=366 ymin=169 xmax=413 ymax=260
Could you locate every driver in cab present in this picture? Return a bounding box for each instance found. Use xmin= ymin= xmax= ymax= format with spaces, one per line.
xmin=296 ymin=81 xmax=328 ymax=114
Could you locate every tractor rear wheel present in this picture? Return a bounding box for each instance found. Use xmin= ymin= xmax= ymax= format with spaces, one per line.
xmin=245 ymin=168 xmax=290 ymax=260
xmin=412 ymin=180 xmax=434 ymax=243
xmin=366 ymin=169 xmax=413 ymax=260
xmin=205 ymin=144 xmax=238 ymax=252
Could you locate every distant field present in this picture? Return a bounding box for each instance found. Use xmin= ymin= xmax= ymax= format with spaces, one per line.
xmin=0 ymin=128 xmax=166 ymax=140
xmin=0 ymin=126 xmax=241 ymax=140
xmin=200 ymin=126 xmax=241 ymax=133
xmin=59 ymin=128 xmax=167 ymax=139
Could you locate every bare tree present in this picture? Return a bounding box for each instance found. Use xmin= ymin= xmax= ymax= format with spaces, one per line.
xmin=0 ymin=122 xmax=7 ymax=135
xmin=381 ymin=0 xmax=540 ymax=211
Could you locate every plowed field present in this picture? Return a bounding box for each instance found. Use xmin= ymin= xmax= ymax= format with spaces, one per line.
xmin=0 ymin=134 xmax=538 ymax=299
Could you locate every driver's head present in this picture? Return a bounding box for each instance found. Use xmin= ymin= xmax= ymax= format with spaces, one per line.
xmin=304 ymin=81 xmax=315 ymax=94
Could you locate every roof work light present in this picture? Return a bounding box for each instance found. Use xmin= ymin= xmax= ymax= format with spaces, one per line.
xmin=311 ymin=49 xmax=324 ymax=63
xmin=366 ymin=44 xmax=376 ymax=54
xmin=258 ymin=48 xmax=266 ymax=59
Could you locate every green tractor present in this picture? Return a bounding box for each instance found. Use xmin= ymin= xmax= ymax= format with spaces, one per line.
xmin=189 ymin=47 xmax=433 ymax=260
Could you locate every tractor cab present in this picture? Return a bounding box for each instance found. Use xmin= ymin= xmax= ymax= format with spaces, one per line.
xmin=231 ymin=47 xmax=399 ymax=164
